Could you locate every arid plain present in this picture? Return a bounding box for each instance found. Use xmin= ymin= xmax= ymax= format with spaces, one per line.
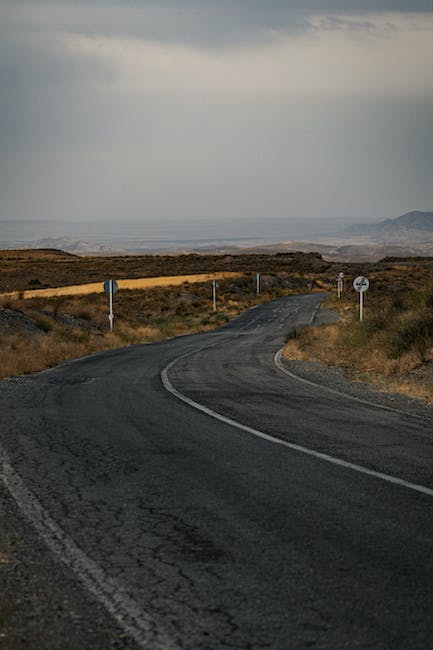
xmin=1 ymin=248 xmax=433 ymax=403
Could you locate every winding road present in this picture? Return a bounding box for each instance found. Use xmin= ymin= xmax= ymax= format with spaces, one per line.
xmin=2 ymin=293 xmax=433 ymax=649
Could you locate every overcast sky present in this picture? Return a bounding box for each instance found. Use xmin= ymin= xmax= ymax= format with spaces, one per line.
xmin=1 ymin=0 xmax=432 ymax=229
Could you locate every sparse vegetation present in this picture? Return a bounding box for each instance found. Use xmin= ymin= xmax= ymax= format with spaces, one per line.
xmin=0 ymin=248 xmax=331 ymax=293
xmin=0 ymin=268 xmax=313 ymax=381
xmin=285 ymin=326 xmax=301 ymax=342
xmin=32 ymin=315 xmax=53 ymax=333
xmin=5 ymin=248 xmax=433 ymax=402
xmin=284 ymin=277 xmax=433 ymax=403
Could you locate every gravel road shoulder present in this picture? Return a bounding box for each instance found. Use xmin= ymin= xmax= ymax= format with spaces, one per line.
xmin=279 ymin=355 xmax=433 ymax=421
xmin=281 ymin=302 xmax=433 ymax=421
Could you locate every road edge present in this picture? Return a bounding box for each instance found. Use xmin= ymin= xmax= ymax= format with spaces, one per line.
xmin=274 ymin=349 xmax=431 ymax=421
xmin=0 ymin=446 xmax=174 ymax=650
xmin=161 ymin=352 xmax=433 ymax=499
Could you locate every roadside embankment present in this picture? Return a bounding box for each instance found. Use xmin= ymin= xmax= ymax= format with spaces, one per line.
xmin=283 ymin=286 xmax=433 ymax=404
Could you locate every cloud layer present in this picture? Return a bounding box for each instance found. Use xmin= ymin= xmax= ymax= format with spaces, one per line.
xmin=1 ymin=1 xmax=432 ymax=225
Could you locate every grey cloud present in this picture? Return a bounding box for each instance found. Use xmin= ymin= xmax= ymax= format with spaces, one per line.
xmin=0 ymin=0 xmax=432 ymax=225
xmin=0 ymin=36 xmax=112 ymax=91
xmin=0 ymin=33 xmax=115 ymax=154
xmin=1 ymin=1 xmax=430 ymax=49
xmin=2 ymin=92 xmax=432 ymax=222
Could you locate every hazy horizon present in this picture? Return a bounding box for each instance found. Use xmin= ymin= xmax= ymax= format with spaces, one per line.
xmin=1 ymin=1 xmax=432 ymax=231
xmin=0 ymin=215 xmax=367 ymax=250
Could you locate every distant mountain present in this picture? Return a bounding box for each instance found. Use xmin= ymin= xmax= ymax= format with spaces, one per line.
xmin=4 ymin=211 xmax=433 ymax=262
xmin=343 ymin=211 xmax=433 ymax=242
xmin=28 ymin=237 xmax=125 ymax=255
xmin=195 ymin=240 xmax=433 ymax=263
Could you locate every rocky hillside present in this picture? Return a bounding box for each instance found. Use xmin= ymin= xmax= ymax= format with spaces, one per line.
xmin=343 ymin=211 xmax=433 ymax=242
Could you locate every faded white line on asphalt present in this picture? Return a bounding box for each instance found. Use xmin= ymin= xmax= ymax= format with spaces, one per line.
xmin=309 ymin=302 xmax=321 ymax=325
xmin=0 ymin=446 xmax=174 ymax=650
xmin=274 ymin=349 xmax=431 ymax=421
xmin=161 ymin=355 xmax=433 ymax=499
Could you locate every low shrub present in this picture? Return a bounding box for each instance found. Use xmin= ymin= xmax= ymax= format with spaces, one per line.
xmin=337 ymin=320 xmax=371 ymax=349
xmin=32 ymin=315 xmax=53 ymax=333
xmin=286 ymin=326 xmax=301 ymax=342
xmin=423 ymin=287 xmax=433 ymax=309
xmin=75 ymin=309 xmax=92 ymax=321
xmin=386 ymin=312 xmax=433 ymax=362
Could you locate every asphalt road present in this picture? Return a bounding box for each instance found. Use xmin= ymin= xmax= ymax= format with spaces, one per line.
xmin=2 ymin=293 xmax=433 ymax=649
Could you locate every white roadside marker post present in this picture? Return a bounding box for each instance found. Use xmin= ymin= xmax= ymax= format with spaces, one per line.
xmin=256 ymin=273 xmax=260 ymax=295
xmin=337 ymin=271 xmax=344 ymax=299
xmin=212 ymin=279 xmax=218 ymax=311
xmin=104 ymin=279 xmax=119 ymax=331
xmin=109 ymin=280 xmax=114 ymax=331
xmin=353 ymin=275 xmax=369 ymax=321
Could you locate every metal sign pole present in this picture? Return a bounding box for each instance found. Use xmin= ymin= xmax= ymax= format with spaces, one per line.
xmin=337 ymin=272 xmax=344 ymax=299
xmin=104 ymin=279 xmax=118 ymax=331
xmin=353 ymin=275 xmax=369 ymax=321
xmin=109 ymin=280 xmax=114 ymax=331
xmin=212 ymin=280 xmax=217 ymax=311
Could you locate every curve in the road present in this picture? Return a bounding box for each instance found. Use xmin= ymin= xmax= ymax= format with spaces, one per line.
xmin=3 ymin=292 xmax=433 ymax=649
xmin=162 ymin=350 xmax=433 ymax=499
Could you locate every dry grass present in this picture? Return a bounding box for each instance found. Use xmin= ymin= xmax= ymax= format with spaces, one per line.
xmin=0 ymin=273 xmax=304 ymax=380
xmin=5 ymin=250 xmax=433 ymax=396
xmin=283 ymin=285 xmax=433 ymax=403
xmin=0 ymin=327 xmax=162 ymax=380
xmin=1 ymin=272 xmax=242 ymax=300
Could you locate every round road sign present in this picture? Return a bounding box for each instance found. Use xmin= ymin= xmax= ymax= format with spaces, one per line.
xmin=353 ymin=276 xmax=369 ymax=293
xmin=104 ymin=279 xmax=119 ymax=295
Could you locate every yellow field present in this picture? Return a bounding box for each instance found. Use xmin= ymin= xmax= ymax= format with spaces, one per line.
xmin=2 ymin=272 xmax=243 ymax=300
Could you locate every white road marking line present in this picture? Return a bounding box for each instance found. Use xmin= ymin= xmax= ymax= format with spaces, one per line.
xmin=0 ymin=295 xmax=325 ymax=646
xmin=309 ymin=302 xmax=321 ymax=325
xmin=274 ymin=349 xmax=431 ymax=421
xmin=0 ymin=446 xmax=174 ymax=650
xmin=161 ymin=355 xmax=433 ymax=499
